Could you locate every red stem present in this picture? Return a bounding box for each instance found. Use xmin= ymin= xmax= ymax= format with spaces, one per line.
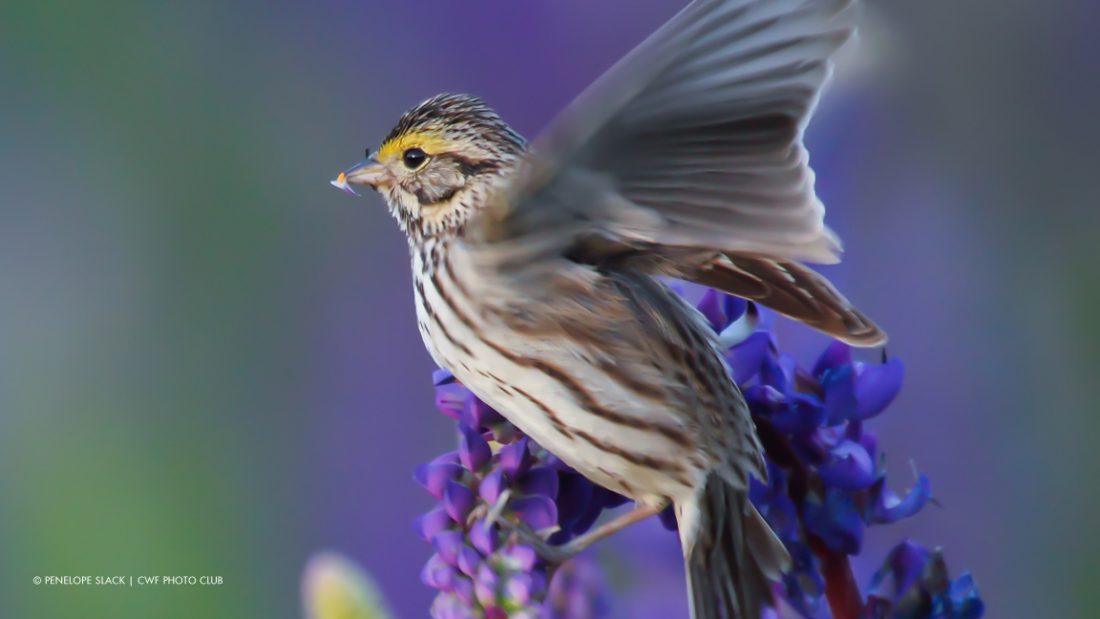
xmin=755 ymin=418 xmax=865 ymax=618
xmin=810 ymin=536 xmax=863 ymax=619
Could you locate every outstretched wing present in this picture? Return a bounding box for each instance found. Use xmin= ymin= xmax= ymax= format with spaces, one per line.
xmin=469 ymin=0 xmax=885 ymax=345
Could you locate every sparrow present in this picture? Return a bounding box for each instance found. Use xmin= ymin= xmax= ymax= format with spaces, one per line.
xmin=332 ymin=1 xmax=881 ymax=616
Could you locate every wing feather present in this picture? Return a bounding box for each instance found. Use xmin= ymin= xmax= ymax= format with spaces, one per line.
xmin=689 ymin=254 xmax=886 ymax=345
xmin=474 ymin=0 xmax=855 ymax=264
xmin=466 ymin=0 xmax=885 ymax=346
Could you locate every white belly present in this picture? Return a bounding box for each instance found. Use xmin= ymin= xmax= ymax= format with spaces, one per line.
xmin=411 ymin=247 xmax=701 ymax=504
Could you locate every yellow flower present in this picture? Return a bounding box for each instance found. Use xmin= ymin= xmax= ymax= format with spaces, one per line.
xmin=302 ymin=551 xmax=394 ymax=619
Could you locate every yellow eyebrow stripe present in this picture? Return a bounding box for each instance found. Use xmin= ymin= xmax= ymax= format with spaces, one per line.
xmin=377 ymin=131 xmax=453 ymax=162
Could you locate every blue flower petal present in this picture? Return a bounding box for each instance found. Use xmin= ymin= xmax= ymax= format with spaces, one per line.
xmin=803 ymin=488 xmax=863 ymax=555
xmin=594 ymin=486 xmax=630 ymax=511
xmin=443 ymin=480 xmax=477 ymax=523
xmin=435 ymin=382 xmax=469 ymax=420
xmin=866 ymin=540 xmax=930 ymax=605
xmin=505 ymin=572 xmax=546 ymax=606
xmin=697 ymin=289 xmax=748 ymax=332
xmin=822 ymin=364 xmax=857 ymax=425
xmin=458 ymin=423 xmax=491 ymax=471
xmin=818 ymin=439 xmax=877 ymax=490
xmin=432 ymin=593 xmax=476 ymax=619
xmin=780 ymin=543 xmax=827 ymax=615
xmin=432 ymin=530 xmax=465 ymax=567
xmin=473 ymin=563 xmax=498 ymax=607
xmin=770 ymin=392 xmax=828 ymax=434
xmin=760 ymin=350 xmax=791 ymax=394
xmin=722 ymin=295 xmax=748 ymax=326
xmin=870 ymin=473 xmax=931 ymax=524
xmin=813 ymin=340 xmax=852 ymax=380
xmin=452 ymin=576 xmax=474 ymax=604
xmin=466 ymin=397 xmax=505 ymax=430
xmin=727 ymin=331 xmax=775 ymax=384
xmin=511 ymin=495 xmax=558 ymax=531
xmin=948 ymin=571 xmax=986 ymax=618
xmin=415 ymin=507 xmax=454 ymax=541
xmin=750 ymin=466 xmax=801 ymax=542
xmin=554 ymin=472 xmax=594 ymax=532
xmin=520 ymin=466 xmax=559 ymax=500
xmin=853 ymin=357 xmax=905 ymax=420
xmin=498 ymin=438 xmax=530 ymax=479
xmin=421 ymin=553 xmax=456 ymax=590
xmin=697 ymin=288 xmax=726 ymax=331
xmin=434 ymin=451 xmax=460 ymax=465
xmin=469 ymin=521 xmax=501 ymax=556
xmin=457 ymin=544 xmax=482 ymax=577
xmin=501 ymin=544 xmax=538 ymax=572
xmin=745 ymin=384 xmax=783 ymax=415
xmin=415 ymin=461 xmax=465 ymax=500
xmin=565 ymin=501 xmax=604 ymax=537
xmin=479 ymin=469 xmax=506 ymax=505
xmin=858 ymin=427 xmax=878 ymax=464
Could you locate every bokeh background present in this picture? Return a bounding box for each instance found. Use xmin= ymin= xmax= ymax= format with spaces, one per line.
xmin=2 ymin=1 xmax=1097 ymax=617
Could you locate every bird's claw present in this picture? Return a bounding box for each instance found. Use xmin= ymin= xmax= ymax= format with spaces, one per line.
xmin=498 ymin=519 xmax=574 ymax=565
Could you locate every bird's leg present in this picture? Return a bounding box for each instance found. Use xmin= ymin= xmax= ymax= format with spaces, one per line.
xmin=502 ymin=504 xmax=662 ymax=564
xmin=554 ymin=503 xmax=662 ymax=558
xmin=500 ymin=521 xmax=571 ymax=564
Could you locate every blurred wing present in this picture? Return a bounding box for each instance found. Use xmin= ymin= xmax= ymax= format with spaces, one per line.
xmin=468 ymin=0 xmax=884 ymax=345
xmin=473 ymin=0 xmax=854 ymax=264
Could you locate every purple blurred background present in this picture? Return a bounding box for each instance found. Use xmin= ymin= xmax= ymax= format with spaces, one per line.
xmin=2 ymin=1 xmax=1098 ymax=617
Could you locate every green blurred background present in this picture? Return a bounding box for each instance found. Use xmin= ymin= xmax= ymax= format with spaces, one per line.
xmin=1 ymin=1 xmax=1098 ymax=617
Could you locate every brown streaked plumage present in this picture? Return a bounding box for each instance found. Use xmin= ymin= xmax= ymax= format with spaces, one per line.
xmin=333 ymin=1 xmax=883 ymax=617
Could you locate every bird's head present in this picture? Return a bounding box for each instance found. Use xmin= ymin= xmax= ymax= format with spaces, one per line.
xmin=332 ymin=93 xmax=526 ymax=240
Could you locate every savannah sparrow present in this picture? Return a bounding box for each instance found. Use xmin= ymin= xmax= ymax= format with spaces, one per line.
xmin=332 ymin=0 xmax=883 ymax=616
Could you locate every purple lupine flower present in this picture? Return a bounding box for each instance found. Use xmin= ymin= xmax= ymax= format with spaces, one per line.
xmin=416 ymin=371 xmax=617 ymax=618
xmin=543 ymin=553 xmax=611 ymax=619
xmin=414 ymin=288 xmax=983 ymax=619
xmin=706 ymin=294 xmax=978 ymax=619
xmin=864 ymin=541 xmax=984 ymax=619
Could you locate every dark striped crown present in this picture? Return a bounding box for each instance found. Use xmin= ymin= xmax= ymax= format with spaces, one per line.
xmin=379 ymin=93 xmax=526 ymax=159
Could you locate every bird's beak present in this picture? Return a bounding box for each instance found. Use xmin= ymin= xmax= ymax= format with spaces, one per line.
xmin=330 ymin=157 xmax=389 ymax=196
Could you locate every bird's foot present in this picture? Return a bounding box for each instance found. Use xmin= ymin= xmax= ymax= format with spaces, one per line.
xmin=499 ymin=521 xmax=574 ymax=564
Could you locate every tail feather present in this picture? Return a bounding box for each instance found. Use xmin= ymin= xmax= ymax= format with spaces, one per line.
xmin=686 ymin=474 xmax=790 ymax=619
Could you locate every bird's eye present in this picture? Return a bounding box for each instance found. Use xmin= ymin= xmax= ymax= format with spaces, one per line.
xmin=403 ymin=148 xmax=428 ymax=170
